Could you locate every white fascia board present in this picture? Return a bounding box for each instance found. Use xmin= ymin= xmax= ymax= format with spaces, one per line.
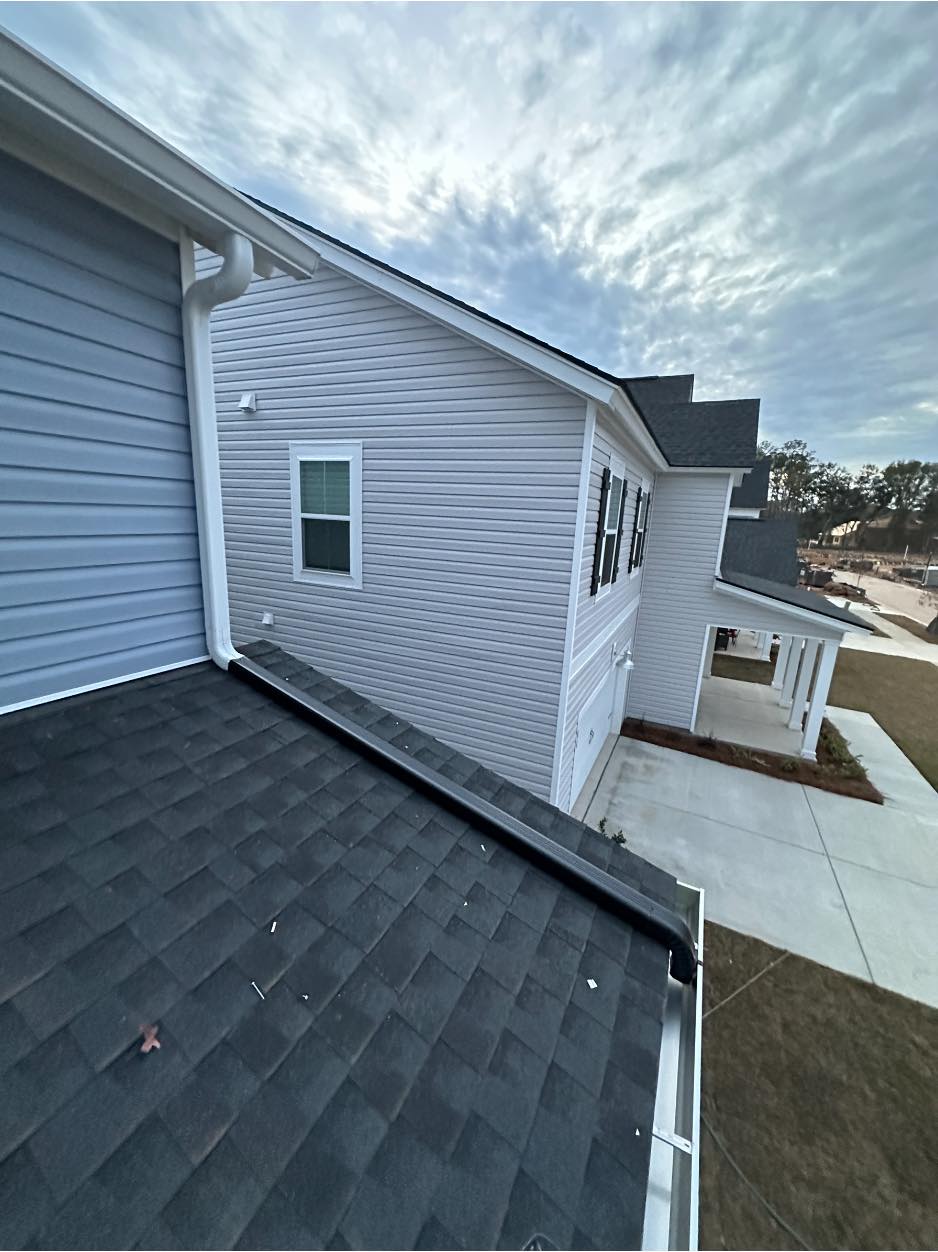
xmin=713 ymin=578 xmax=864 ymax=636
xmin=662 ymin=465 xmax=751 ymax=476
xmin=302 ymin=230 xmax=622 ymax=403
xmin=0 ymin=29 xmax=321 ymax=280
xmin=728 ymin=507 xmax=762 ymax=519
xmin=605 ymin=391 xmax=670 ymax=472
xmin=283 ymin=219 xmax=672 ymax=473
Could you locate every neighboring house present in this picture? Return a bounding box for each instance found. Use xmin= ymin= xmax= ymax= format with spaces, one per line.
xmin=0 ymin=31 xmax=701 ymax=1252
xmin=205 ymin=220 xmax=871 ymax=798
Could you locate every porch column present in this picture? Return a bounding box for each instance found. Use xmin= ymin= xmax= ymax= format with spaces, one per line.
xmin=703 ymin=626 xmax=717 ymax=679
xmin=788 ymin=639 xmax=819 ymax=730
xmin=801 ymin=639 xmax=839 ymax=759
xmin=780 ymin=636 xmax=802 ymax=707
xmin=758 ymin=632 xmax=773 ymax=662
xmin=772 ymin=635 xmax=791 ymax=689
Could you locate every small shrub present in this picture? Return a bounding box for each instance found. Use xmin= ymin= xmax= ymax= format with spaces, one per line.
xmin=779 ymin=758 xmax=798 ymax=773
xmin=611 ymin=829 xmax=627 ymax=846
xmin=597 ymin=816 xmax=608 ymax=834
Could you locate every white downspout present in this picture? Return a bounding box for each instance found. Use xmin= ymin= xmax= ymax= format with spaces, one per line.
xmin=179 ymin=230 xmax=255 ymax=669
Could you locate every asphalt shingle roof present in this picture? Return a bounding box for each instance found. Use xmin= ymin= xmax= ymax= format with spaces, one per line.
xmin=624 ymin=378 xmax=760 ymax=468
xmin=730 ymin=458 xmax=771 ymax=510
xmin=0 ymin=644 xmax=675 ymax=1250
xmin=717 ymin=571 xmax=874 ymax=630
xmin=722 ymin=517 xmax=800 ymax=586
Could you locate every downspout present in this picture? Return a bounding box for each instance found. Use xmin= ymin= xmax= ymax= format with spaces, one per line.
xmin=179 ymin=230 xmax=255 ymax=669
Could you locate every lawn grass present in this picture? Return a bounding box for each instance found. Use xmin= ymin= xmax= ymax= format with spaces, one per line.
xmin=829 ymin=650 xmax=938 ymax=790
xmin=700 ymin=922 xmax=938 ymax=1251
xmin=880 ymin=613 xmax=938 ymax=644
xmin=711 ymin=653 xmax=774 ymax=685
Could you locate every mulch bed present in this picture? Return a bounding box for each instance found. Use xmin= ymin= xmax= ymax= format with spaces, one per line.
xmin=620 ymin=716 xmax=884 ymax=803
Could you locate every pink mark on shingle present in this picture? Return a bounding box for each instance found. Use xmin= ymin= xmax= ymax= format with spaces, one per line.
xmin=140 ymin=1023 xmax=161 ymax=1054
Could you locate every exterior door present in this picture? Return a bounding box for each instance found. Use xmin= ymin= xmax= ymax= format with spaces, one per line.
xmin=572 ymin=674 xmax=615 ymax=802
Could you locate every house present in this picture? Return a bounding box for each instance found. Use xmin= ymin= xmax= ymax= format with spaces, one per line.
xmin=0 ymin=30 xmax=701 ymax=1252
xmin=203 ymin=214 xmax=871 ymax=803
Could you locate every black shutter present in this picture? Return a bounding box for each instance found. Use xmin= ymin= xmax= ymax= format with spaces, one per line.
xmin=611 ymin=479 xmax=628 ymax=582
xmin=628 ymin=485 xmax=643 ymax=572
xmin=590 ymin=466 xmax=611 ymax=596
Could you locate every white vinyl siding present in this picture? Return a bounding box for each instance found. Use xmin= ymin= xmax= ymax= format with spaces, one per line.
xmin=626 ymin=472 xmax=844 ymax=731
xmin=555 ymin=407 xmax=656 ymax=810
xmin=201 ymin=255 xmax=585 ymax=798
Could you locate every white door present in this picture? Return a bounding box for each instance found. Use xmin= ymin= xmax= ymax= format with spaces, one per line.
xmin=571 ymin=676 xmax=615 ymax=802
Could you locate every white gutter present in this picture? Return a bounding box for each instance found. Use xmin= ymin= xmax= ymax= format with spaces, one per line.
xmin=0 ymin=28 xmax=321 ymax=278
xmin=178 ymin=229 xmax=257 ymax=669
xmin=643 ymin=882 xmax=704 ymax=1251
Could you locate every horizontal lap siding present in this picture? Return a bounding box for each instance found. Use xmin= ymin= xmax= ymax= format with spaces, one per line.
xmin=626 ymin=472 xmax=847 ymax=731
xmin=204 ymin=258 xmax=583 ymax=797
xmin=556 ymin=408 xmax=655 ymax=810
xmin=571 ymin=409 xmax=656 ymax=666
xmin=626 ymin=474 xmax=730 ymax=728
xmin=0 ymin=150 xmax=205 ymax=709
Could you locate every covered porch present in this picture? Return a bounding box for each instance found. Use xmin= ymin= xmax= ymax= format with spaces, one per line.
xmin=693 ymin=578 xmax=867 ymax=760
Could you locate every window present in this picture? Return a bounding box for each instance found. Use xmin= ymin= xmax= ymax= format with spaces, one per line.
xmin=290 ymin=441 xmax=362 ymax=588
xmin=590 ymin=458 xmax=627 ymax=596
xmin=629 ymin=483 xmax=651 ymax=572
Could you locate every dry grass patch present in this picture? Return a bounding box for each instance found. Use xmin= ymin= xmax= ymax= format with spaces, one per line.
xmin=701 ymin=922 xmax=938 ymax=1250
xmin=829 ymin=650 xmax=938 ymax=791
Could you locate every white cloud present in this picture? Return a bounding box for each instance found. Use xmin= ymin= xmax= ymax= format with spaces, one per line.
xmin=1 ymin=0 xmax=936 ymax=465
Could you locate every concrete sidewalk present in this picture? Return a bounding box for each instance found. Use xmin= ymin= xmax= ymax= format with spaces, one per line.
xmin=584 ymin=714 xmax=938 ymax=1007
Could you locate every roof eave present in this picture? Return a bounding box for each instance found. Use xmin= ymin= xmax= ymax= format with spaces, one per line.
xmin=0 ymin=28 xmax=322 ymax=279
xmin=251 ymin=202 xmax=672 ymax=469
xmin=714 ymin=577 xmax=872 ymax=634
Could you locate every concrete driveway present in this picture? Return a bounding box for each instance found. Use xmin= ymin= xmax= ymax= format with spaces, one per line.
xmin=583 ymin=712 xmax=938 ymax=1007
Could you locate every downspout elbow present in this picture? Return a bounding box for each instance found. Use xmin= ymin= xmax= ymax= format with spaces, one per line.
xmin=180 ymin=231 xmax=255 ymax=671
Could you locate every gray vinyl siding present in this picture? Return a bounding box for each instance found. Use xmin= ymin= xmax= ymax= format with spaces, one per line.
xmin=203 ymin=256 xmax=584 ymax=797
xmin=626 ymin=472 xmax=842 ymax=731
xmin=571 ymin=407 xmax=655 ymax=664
xmin=556 ymin=607 xmax=637 ymax=812
xmin=0 ymin=149 xmax=205 ymax=710
xmin=555 ymin=407 xmax=655 ymax=809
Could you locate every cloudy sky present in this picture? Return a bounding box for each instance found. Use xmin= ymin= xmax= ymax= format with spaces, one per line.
xmin=2 ymin=1 xmax=936 ymax=466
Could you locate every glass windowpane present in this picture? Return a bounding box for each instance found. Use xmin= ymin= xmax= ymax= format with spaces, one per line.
xmin=300 ymin=460 xmax=350 ymax=516
xmin=606 ymin=476 xmax=623 ymax=531
xmin=302 ymin=518 xmax=350 ymax=573
xmin=600 ymin=536 xmax=616 ymax=585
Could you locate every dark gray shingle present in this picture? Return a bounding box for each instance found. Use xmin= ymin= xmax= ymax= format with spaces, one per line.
xmin=717 ymin=571 xmax=874 ymax=629
xmin=625 ymin=377 xmax=760 ymax=467
xmin=730 ymin=457 xmax=771 ymax=509
xmin=722 ymin=517 xmax=800 ymax=586
xmin=0 ymin=649 xmax=675 ymax=1250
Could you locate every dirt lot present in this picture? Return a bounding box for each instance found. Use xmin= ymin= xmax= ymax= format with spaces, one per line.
xmin=700 ymin=922 xmax=938 ymax=1250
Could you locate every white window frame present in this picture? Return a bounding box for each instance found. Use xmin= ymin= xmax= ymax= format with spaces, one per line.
xmin=596 ymin=455 xmax=626 ymax=601
xmin=289 ymin=440 xmax=363 ymax=589
xmin=630 ymin=478 xmax=651 ymax=578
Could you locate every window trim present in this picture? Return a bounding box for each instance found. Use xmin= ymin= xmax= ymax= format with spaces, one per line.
xmin=591 ymin=455 xmax=626 ymax=599
xmin=289 ymin=440 xmax=363 ymax=589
